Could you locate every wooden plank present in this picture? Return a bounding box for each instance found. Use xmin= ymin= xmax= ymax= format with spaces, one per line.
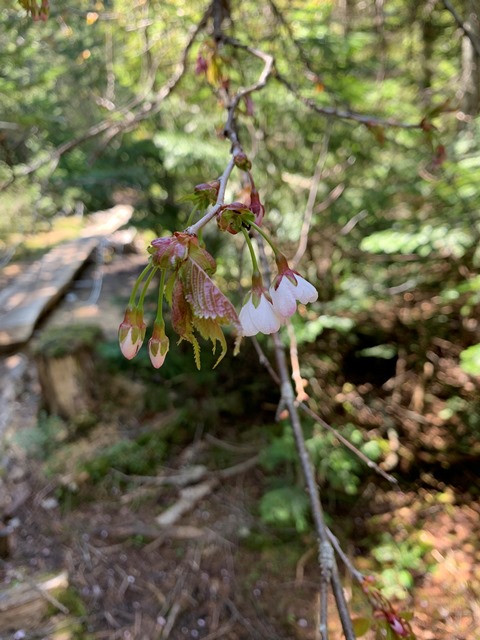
xmin=0 ymin=205 xmax=133 ymax=349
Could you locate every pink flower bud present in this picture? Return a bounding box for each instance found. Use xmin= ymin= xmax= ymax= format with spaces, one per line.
xmin=249 ymin=187 xmax=265 ymax=226
xmin=148 ymin=322 xmax=170 ymax=369
xmin=118 ymin=306 xmax=146 ymax=360
xmin=195 ymin=53 xmax=208 ymax=75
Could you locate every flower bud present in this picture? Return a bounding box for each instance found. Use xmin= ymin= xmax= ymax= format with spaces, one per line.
xmin=233 ymin=152 xmax=252 ymax=171
xmin=118 ymin=305 xmax=146 ymax=360
xmin=195 ymin=53 xmax=208 ymax=75
xmin=148 ymin=322 xmax=170 ymax=368
xmin=249 ymin=187 xmax=265 ymax=226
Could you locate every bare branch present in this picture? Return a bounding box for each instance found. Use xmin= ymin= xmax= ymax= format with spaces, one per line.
xmin=270 ymin=330 xmax=356 ymax=640
xmin=299 ymin=402 xmax=398 ymax=485
xmin=276 ymin=71 xmax=425 ymax=130
xmin=4 ymin=6 xmax=211 ymax=188
xmin=292 ymin=126 xmax=332 ymax=269
xmin=442 ymin=0 xmax=480 ymax=57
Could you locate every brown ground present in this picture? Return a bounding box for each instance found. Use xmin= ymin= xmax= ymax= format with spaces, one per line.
xmin=0 ymin=250 xmax=479 ymax=640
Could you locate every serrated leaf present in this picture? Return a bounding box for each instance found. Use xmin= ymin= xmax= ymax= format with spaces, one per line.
xmin=187 ymin=241 xmax=217 ymax=275
xmin=171 ymin=279 xmax=201 ymax=369
xmin=170 ymin=253 xmax=241 ymax=368
xmin=193 ymin=316 xmax=227 ymax=368
xmin=181 ymin=258 xmax=241 ymax=331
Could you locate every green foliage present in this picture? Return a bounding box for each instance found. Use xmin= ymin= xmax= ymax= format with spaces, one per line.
xmin=259 ymin=421 xmax=386 ymax=532
xmin=259 ymin=486 xmax=310 ymax=533
xmin=13 ymin=411 xmax=68 ymax=459
xmin=459 ymin=344 xmax=480 ymax=376
xmin=372 ymin=533 xmax=434 ymax=599
xmin=82 ymin=431 xmax=167 ymax=483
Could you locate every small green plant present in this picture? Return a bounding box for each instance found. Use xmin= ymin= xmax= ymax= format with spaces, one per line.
xmin=259 ymin=485 xmax=310 ymax=532
xmin=13 ymin=410 xmax=68 ymax=459
xmin=82 ymin=431 xmax=167 ymax=483
xmin=372 ymin=533 xmax=434 ymax=599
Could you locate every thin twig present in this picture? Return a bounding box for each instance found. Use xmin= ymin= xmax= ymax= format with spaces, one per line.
xmin=276 ymin=72 xmax=424 ymax=130
xmin=271 ymin=331 xmax=356 ymax=640
xmin=442 ymin=0 xmax=480 ymax=57
xmin=292 ymin=126 xmax=332 ymax=269
xmin=184 ymin=158 xmax=235 ymax=235
xmin=251 ymin=336 xmax=280 ymax=384
xmin=299 ymin=402 xmax=398 ymax=485
xmin=287 ymin=321 xmax=309 ymax=403
xmin=252 ymin=336 xmax=397 ymax=485
xmin=3 ymin=6 xmax=211 ymax=189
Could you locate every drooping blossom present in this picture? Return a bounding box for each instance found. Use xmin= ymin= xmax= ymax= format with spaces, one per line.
xmin=118 ymin=305 xmax=146 ymax=360
xmin=148 ymin=321 xmax=170 ymax=369
xmin=239 ymin=291 xmax=281 ymax=336
xmin=269 ymin=255 xmax=318 ymax=319
xmin=239 ymin=273 xmax=282 ymax=337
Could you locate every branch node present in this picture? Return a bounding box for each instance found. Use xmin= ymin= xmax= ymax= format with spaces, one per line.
xmin=319 ymin=540 xmax=335 ymax=582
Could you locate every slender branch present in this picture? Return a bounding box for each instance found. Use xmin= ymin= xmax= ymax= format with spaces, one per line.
xmin=184 ymin=157 xmax=236 ymax=236
xmin=299 ymin=403 xmax=398 ymax=485
xmin=442 ymin=0 xmax=480 ymax=58
xmin=292 ymin=126 xmax=332 ymax=269
xmin=3 ymin=6 xmax=211 ymax=187
xmin=185 ymin=33 xmax=275 ymax=237
xmin=287 ymin=321 xmax=309 ymax=402
xmin=276 ymin=72 xmax=425 ymax=130
xmin=271 ymin=331 xmax=356 ymax=640
xmin=252 ymin=335 xmax=397 ymax=485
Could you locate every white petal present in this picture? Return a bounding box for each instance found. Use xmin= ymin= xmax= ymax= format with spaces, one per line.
xmin=294 ymin=276 xmax=318 ymax=304
xmin=270 ymin=281 xmax=297 ymax=318
xmin=252 ymin=295 xmax=281 ymax=334
xmin=239 ymin=299 xmax=259 ymax=336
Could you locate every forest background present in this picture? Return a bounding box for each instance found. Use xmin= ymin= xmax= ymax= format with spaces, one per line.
xmin=1 ymin=0 xmax=480 ymax=639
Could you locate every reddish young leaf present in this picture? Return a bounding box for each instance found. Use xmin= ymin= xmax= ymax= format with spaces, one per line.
xmin=181 ymin=258 xmax=241 ymax=332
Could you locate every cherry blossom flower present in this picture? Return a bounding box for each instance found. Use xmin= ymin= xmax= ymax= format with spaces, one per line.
xmin=239 ymin=291 xmax=281 ymax=336
xmin=270 ymin=268 xmax=318 ymax=319
xmin=118 ymin=305 xmax=146 ymax=360
xmin=148 ymin=321 xmax=170 ymax=369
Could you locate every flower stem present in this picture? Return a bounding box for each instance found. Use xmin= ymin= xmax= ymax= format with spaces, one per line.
xmin=138 ymin=265 xmax=159 ymax=309
xmin=154 ymin=269 xmax=167 ymax=325
xmin=185 ymin=203 xmax=199 ymax=228
xmin=128 ymin=263 xmax=155 ymax=307
xmin=249 ymin=221 xmax=280 ymax=256
xmin=241 ymin=227 xmax=261 ymax=275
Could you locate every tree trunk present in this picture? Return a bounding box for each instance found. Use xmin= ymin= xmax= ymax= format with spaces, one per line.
xmin=461 ymin=0 xmax=480 ymax=115
xmin=33 ymin=325 xmax=103 ymax=423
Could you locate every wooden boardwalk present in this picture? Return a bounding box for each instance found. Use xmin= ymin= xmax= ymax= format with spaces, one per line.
xmin=0 ymin=205 xmax=133 ymax=349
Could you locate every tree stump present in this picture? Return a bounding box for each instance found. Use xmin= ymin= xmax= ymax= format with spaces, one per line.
xmin=0 ymin=571 xmax=69 ymax=633
xmin=33 ymin=325 xmax=104 ymax=424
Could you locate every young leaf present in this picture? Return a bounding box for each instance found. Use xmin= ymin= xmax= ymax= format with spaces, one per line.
xmin=171 ymin=279 xmax=201 ymax=369
xmin=181 ymin=258 xmax=241 ymax=332
xmin=352 ymin=618 xmax=371 ymax=637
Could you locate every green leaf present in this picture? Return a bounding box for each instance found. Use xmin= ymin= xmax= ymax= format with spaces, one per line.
xmin=352 ymin=618 xmax=371 ymax=637
xmin=459 ymin=344 xmax=480 ymax=376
